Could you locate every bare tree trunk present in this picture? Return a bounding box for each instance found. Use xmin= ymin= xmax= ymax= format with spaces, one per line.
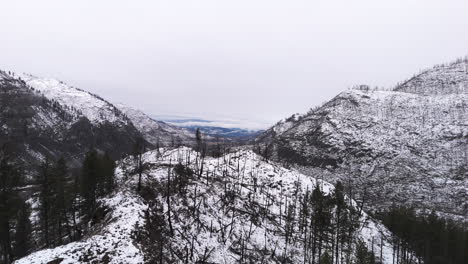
xmin=166 ymin=160 xmax=174 ymax=236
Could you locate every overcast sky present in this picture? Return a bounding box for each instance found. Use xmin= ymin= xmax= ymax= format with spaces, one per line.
xmin=1 ymin=0 xmax=467 ymax=129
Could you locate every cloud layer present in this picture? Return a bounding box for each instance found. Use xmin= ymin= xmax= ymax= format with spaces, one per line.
xmin=1 ymin=0 xmax=467 ymax=129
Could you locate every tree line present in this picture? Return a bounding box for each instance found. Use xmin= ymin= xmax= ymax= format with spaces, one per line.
xmin=294 ymin=181 xmax=377 ymax=264
xmin=0 ymin=145 xmax=116 ymax=264
xmin=376 ymin=206 xmax=467 ymax=264
xmin=1 ymin=128 xmax=209 ymax=264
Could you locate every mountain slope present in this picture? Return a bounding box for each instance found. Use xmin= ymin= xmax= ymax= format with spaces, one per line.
xmin=396 ymin=57 xmax=468 ymax=95
xmin=116 ymin=104 xmax=195 ymax=146
xmin=16 ymin=147 xmax=397 ymax=264
xmin=19 ymin=73 xmax=131 ymax=125
xmin=256 ymin=58 xmax=468 ymax=218
xmin=0 ymin=71 xmax=144 ymax=167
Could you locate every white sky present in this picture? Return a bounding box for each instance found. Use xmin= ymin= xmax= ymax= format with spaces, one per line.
xmin=1 ymin=0 xmax=467 ymax=129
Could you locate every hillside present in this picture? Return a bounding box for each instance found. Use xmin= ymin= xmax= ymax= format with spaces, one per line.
xmin=256 ymin=58 xmax=468 ymax=219
xmin=18 ymin=73 xmax=131 ymax=125
xmin=16 ymin=147 xmax=397 ymax=264
xmin=0 ymin=71 xmax=143 ymax=168
xmin=116 ymin=104 xmax=195 ymax=146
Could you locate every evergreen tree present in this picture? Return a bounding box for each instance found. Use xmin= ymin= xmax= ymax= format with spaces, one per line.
xmin=311 ymin=184 xmax=333 ymax=262
xmin=79 ymin=149 xmax=117 ymax=226
xmin=0 ymin=146 xmax=22 ymax=263
xmin=38 ymin=159 xmax=52 ymax=247
xmin=68 ymin=171 xmax=82 ymax=241
xmin=101 ymin=152 xmax=116 ymax=194
xmin=319 ymin=251 xmax=333 ymax=264
xmin=134 ymin=200 xmax=168 ymax=264
xmin=195 ymin=128 xmax=202 ymax=152
xmin=132 ymin=138 xmax=146 ymax=192
xmin=333 ymin=181 xmax=352 ymax=264
xmin=377 ymin=206 xmax=468 ymax=264
xmin=298 ymin=189 xmax=310 ymax=233
xmin=354 ymin=240 xmax=376 ymax=264
xmin=50 ymin=158 xmax=68 ymax=245
xmin=13 ymin=200 xmax=32 ymax=259
xmin=81 ymin=149 xmax=100 ymax=220
xmin=284 ymin=202 xmax=296 ymax=246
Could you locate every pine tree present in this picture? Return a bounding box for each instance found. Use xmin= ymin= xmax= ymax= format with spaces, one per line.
xmin=101 ymin=152 xmax=115 ymax=194
xmin=132 ymin=138 xmax=146 ymax=192
xmin=311 ymin=184 xmax=333 ymax=262
xmin=333 ymin=181 xmax=347 ymax=264
xmin=195 ymin=128 xmax=202 ymax=152
xmin=0 ymin=146 xmax=23 ymax=263
xmin=81 ymin=149 xmax=100 ymax=220
xmin=377 ymin=206 xmax=468 ymax=264
xmin=354 ymin=240 xmax=376 ymax=264
xmin=69 ymin=171 xmax=82 ymax=241
xmin=13 ymin=200 xmax=32 ymax=259
xmin=38 ymin=159 xmax=52 ymax=247
xmin=135 ymin=201 xmax=168 ymax=264
xmin=78 ymin=149 xmax=117 ymax=230
xmin=284 ymin=202 xmax=296 ymax=248
xmin=50 ymin=158 xmax=68 ymax=245
xmin=319 ymin=251 xmax=333 ymax=264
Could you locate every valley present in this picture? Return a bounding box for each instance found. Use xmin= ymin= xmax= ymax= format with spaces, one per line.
xmin=1 ymin=57 xmax=467 ymax=264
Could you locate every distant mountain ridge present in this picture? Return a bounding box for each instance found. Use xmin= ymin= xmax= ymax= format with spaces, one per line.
xmin=160 ymin=117 xmax=264 ymax=140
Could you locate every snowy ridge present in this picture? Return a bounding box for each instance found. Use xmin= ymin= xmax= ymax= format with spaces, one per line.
xmin=17 ymin=73 xmax=129 ymax=125
xmin=145 ymin=147 xmax=396 ymax=263
xmin=116 ymin=103 xmax=194 ymax=145
xmin=273 ymin=113 xmax=303 ymax=135
xmin=0 ymin=69 xmax=144 ymax=167
xmin=396 ymin=57 xmax=468 ymax=95
xmin=16 ymin=147 xmax=398 ymax=264
xmin=256 ymin=58 xmax=468 ymax=218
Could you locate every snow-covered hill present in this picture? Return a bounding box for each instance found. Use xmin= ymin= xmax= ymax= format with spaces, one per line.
xmin=256 ymin=58 xmax=468 ymax=219
xmin=116 ymin=104 xmax=195 ymax=146
xmin=18 ymin=73 xmax=131 ymax=125
xmin=16 ymin=147 xmax=397 ymax=264
xmin=15 ymin=72 xmax=198 ymax=147
xmin=0 ymin=70 xmax=143 ymax=167
xmin=396 ymin=57 xmax=468 ymax=95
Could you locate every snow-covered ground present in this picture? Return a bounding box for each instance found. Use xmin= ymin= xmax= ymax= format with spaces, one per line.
xmin=16 ymin=147 xmax=399 ymax=264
